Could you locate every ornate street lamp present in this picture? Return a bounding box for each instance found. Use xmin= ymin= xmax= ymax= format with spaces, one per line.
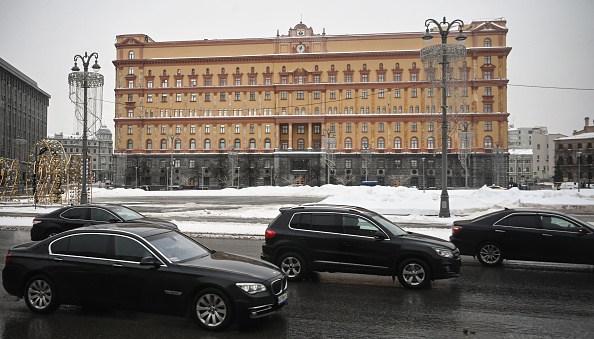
xmin=421 ymin=17 xmax=467 ymax=217
xmin=69 ymin=52 xmax=103 ymax=204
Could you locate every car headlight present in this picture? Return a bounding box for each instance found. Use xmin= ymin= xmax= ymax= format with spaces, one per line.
xmin=433 ymin=247 xmax=454 ymax=258
xmin=236 ymin=283 xmax=267 ymax=294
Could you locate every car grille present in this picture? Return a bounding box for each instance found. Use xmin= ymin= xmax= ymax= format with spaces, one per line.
xmin=271 ymin=276 xmax=288 ymax=295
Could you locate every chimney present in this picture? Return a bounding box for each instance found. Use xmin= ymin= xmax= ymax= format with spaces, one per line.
xmin=586 ymin=117 xmax=590 ymax=127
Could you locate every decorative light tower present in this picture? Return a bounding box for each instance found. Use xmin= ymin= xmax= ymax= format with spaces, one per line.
xmin=421 ymin=17 xmax=467 ymax=217
xmin=69 ymin=52 xmax=103 ymax=204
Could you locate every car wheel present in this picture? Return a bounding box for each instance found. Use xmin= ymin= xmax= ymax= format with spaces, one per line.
xmin=192 ymin=288 xmax=233 ymax=331
xmin=278 ymin=252 xmax=307 ymax=281
xmin=397 ymin=258 xmax=430 ymax=289
xmin=477 ymin=242 xmax=504 ymax=266
xmin=24 ymin=275 xmax=60 ymax=314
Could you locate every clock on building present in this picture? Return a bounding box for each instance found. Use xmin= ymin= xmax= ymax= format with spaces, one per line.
xmin=296 ymin=44 xmax=305 ymax=53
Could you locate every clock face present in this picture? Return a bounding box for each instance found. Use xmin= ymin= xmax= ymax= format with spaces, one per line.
xmin=296 ymin=44 xmax=305 ymax=53
xmin=297 ymin=30 xmax=305 ymax=35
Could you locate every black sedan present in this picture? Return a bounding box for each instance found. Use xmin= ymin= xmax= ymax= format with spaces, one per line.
xmin=450 ymin=208 xmax=594 ymax=266
xmin=3 ymin=224 xmax=288 ymax=331
xmin=31 ymin=204 xmax=178 ymax=240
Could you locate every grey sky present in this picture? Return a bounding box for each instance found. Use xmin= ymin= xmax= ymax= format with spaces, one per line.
xmin=1 ymin=0 xmax=592 ymax=137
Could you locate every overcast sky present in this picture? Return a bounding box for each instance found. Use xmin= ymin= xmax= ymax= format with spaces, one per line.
xmin=2 ymin=0 xmax=593 ymax=138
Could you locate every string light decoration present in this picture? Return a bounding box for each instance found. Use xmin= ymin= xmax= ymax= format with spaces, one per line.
xmin=0 ymin=158 xmax=21 ymax=200
xmin=26 ymin=140 xmax=67 ymax=205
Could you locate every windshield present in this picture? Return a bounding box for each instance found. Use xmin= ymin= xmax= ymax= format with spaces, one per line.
xmin=109 ymin=205 xmax=144 ymax=221
xmin=370 ymin=213 xmax=408 ymax=236
xmin=146 ymin=231 xmax=210 ymax=262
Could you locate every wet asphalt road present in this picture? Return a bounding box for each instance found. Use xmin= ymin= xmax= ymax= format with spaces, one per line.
xmin=1 ymin=231 xmax=594 ymax=339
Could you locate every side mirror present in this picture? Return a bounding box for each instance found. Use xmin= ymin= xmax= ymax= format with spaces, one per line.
xmin=373 ymin=231 xmax=388 ymax=241
xmin=140 ymin=256 xmax=162 ymax=268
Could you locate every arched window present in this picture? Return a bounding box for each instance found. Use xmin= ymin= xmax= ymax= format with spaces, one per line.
xmin=175 ymin=138 xmax=181 ymax=150
xmin=394 ymin=137 xmax=402 ymax=149
xmin=264 ymin=138 xmax=271 ymax=149
xmin=362 ymin=63 xmax=367 ymax=70
xmin=484 ymin=136 xmax=493 ymax=149
xmin=146 ymin=139 xmax=152 ymax=150
xmin=127 ymin=140 xmax=133 ymax=150
xmin=377 ymin=137 xmax=385 ymax=149
xmin=249 ymin=139 xmax=256 ymax=149
xmin=219 ymin=139 xmax=226 ymax=149
xmin=160 ymin=139 xmax=167 ymax=150
xmin=189 ymin=139 xmax=196 ymax=150
xmin=235 ymin=138 xmax=241 ymax=149
xmin=204 ymin=139 xmax=211 ymax=150
xmin=346 ymin=64 xmax=351 ymax=70
xmin=361 ymin=137 xmax=369 ymax=149
xmin=409 ymin=105 xmax=413 ymax=113
xmin=315 ymin=65 xmax=319 ymax=71
xmin=266 ymin=66 xmax=270 ymax=72
xmin=412 ymin=62 xmax=416 ymax=67
xmin=128 ymin=51 xmax=134 ymax=59
xmin=345 ymin=137 xmax=352 ymax=149
xmin=379 ymin=63 xmax=384 ymax=69
xmin=427 ymin=137 xmax=435 ymax=149
xmin=411 ymin=137 xmax=418 ymax=149
xmin=331 ymin=64 xmax=335 ymax=71
xmin=297 ymin=139 xmax=305 ymax=149
xmin=484 ymin=38 xmax=492 ymax=47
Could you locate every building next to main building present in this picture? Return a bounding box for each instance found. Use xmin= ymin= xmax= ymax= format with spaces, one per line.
xmin=0 ymin=57 xmax=51 ymax=177
xmin=112 ymin=19 xmax=511 ymax=190
xmin=554 ymin=117 xmax=594 ymax=188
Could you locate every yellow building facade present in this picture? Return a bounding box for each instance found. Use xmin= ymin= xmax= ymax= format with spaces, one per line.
xmin=113 ymin=19 xmax=510 ymax=189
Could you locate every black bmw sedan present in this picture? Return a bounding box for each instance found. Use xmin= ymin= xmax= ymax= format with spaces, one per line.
xmin=450 ymin=208 xmax=594 ymax=267
xmin=31 ymin=204 xmax=178 ymax=241
xmin=3 ymin=224 xmax=288 ymax=331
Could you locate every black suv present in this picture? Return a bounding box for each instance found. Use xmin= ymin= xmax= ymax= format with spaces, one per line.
xmin=261 ymin=204 xmax=461 ymax=289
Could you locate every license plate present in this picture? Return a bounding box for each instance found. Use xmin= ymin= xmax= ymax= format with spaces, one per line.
xmin=278 ymin=293 xmax=288 ymax=304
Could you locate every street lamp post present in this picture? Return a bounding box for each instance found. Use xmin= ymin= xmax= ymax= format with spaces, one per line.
xmin=422 ymin=17 xmax=467 ymax=217
xmin=69 ymin=52 xmax=101 ymax=204
xmin=421 ymin=157 xmax=426 ymax=193
xmin=168 ymin=134 xmax=176 ymax=190
xmin=135 ymin=166 xmax=138 ymax=188
xmin=577 ymin=151 xmax=582 ymax=192
xmin=322 ymin=129 xmax=335 ymax=184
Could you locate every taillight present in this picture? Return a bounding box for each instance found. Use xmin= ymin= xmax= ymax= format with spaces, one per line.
xmin=265 ymin=230 xmax=276 ymax=239
xmin=5 ymin=253 xmax=13 ymax=265
xmin=452 ymin=226 xmax=463 ymax=234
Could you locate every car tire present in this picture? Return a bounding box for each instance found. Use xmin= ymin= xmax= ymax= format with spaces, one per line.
xmin=477 ymin=242 xmax=504 ymax=266
xmin=278 ymin=252 xmax=307 ymax=281
xmin=192 ymin=288 xmax=233 ymax=331
xmin=24 ymin=275 xmax=60 ymax=314
xmin=397 ymin=258 xmax=431 ymax=289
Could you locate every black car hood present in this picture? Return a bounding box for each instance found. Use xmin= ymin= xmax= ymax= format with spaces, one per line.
xmin=179 ymin=251 xmax=281 ymax=279
xmin=401 ymin=232 xmax=456 ymax=250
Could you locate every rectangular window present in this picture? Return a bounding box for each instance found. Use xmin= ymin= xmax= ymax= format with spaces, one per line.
xmin=250 ymin=92 xmax=256 ymax=100
xmin=395 ymin=73 xmax=401 ymax=82
xmin=220 ymin=78 xmax=227 ymax=86
xmin=378 ymin=74 xmax=385 ymax=82
xmin=485 ymin=104 xmax=493 ymax=113
xmin=190 ymin=125 xmax=195 ymax=134
xmin=485 ymin=121 xmax=493 ymax=131
xmin=411 ymin=122 xmax=417 ymax=132
xmin=127 ymin=126 xmax=133 ymax=134
xmin=485 ymin=87 xmax=492 ymax=96
xmin=281 ymin=76 xmax=287 ymax=84
xmin=411 ymin=73 xmax=418 ymax=81
xmin=345 ymin=74 xmax=352 ymax=83
xmin=395 ymin=159 xmax=401 ymax=168
xmin=190 ymin=78 xmax=197 ymax=87
xmin=176 ymin=93 xmax=182 ymax=102
xmin=346 ymin=123 xmax=352 ymax=133
xmin=395 ymin=122 xmax=401 ymax=132
xmin=314 ymin=75 xmax=320 ymax=83
xmin=411 ymin=88 xmax=418 ymax=98
xmin=362 ymin=123 xmax=368 ymax=132
xmin=362 ymin=74 xmax=368 ymax=82
xmin=361 ymin=90 xmax=368 ymax=99
xmin=329 ymin=75 xmax=336 ymax=83
xmin=235 ymin=125 xmax=240 ymax=133
xmin=220 ymin=125 xmax=225 ymax=134
xmin=249 ymin=77 xmax=256 ymax=85
xmin=162 ymin=79 xmax=168 ymax=87
xmin=314 ymin=90 xmax=320 ymax=99
xmin=281 ymin=91 xmax=287 ymax=100
xmin=176 ymin=79 xmax=182 ymax=87
xmin=265 ymin=77 xmax=271 ymax=85
xmin=395 ymin=89 xmax=401 ymax=98
xmin=346 ymin=159 xmax=352 ymax=169
xmin=147 ymin=80 xmax=153 ymax=88
xmin=235 ymin=92 xmax=241 ymax=101
xmin=127 ymin=109 xmax=134 ymax=118
xmin=161 ymin=94 xmax=168 ymax=103
xmin=265 ymin=91 xmax=271 ymax=100
xmin=297 ymin=91 xmax=305 ymax=100
xmin=205 ymin=124 xmax=210 ymax=134
xmin=378 ymin=123 xmax=384 ymax=132
xmin=346 ymin=90 xmax=352 ymax=99
xmin=265 ymin=124 xmax=271 ymax=133
xmin=205 ymin=93 xmax=211 ymax=102
xmin=161 ymin=126 xmax=166 ymax=134
xmin=147 ymin=125 xmax=152 ymax=135
xmin=235 ymin=78 xmax=241 ymax=86
xmin=282 ymin=125 xmax=289 ymax=134
xmin=485 ymin=56 xmax=491 ymax=64
xmin=378 ymin=89 xmax=385 ymax=98
xmin=220 ymin=92 xmax=226 ymax=101
xmin=330 ymin=90 xmax=336 ymax=100
xmin=190 ymin=93 xmax=196 ymax=102
xmin=297 ymin=125 xmax=305 ymax=134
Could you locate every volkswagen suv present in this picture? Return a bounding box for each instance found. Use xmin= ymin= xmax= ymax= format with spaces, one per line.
xmin=261 ymin=204 xmax=460 ymax=289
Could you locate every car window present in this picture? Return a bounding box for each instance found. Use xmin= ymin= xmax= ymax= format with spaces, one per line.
xmin=495 ymin=214 xmax=540 ymax=229
xmin=146 ymin=231 xmax=210 ymax=263
xmin=61 ymin=207 xmax=88 ymax=220
xmin=310 ymin=213 xmax=340 ymax=233
xmin=91 ymin=208 xmax=119 ymax=221
xmin=114 ymin=236 xmax=154 ymax=262
xmin=50 ymin=234 xmax=112 ymax=259
xmin=342 ymin=215 xmax=380 ymax=237
xmin=290 ymin=213 xmax=311 ymax=230
xmin=108 ymin=205 xmax=144 ymax=221
xmin=540 ymin=215 xmax=583 ymax=232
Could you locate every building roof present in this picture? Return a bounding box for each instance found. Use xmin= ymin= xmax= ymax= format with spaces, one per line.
xmin=508 ymin=148 xmax=532 ymax=155
xmin=556 ymin=132 xmax=594 ymax=141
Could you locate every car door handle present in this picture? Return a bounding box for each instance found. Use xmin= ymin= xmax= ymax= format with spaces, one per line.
xmin=542 ymin=234 xmax=553 ymax=237
xmin=112 ymin=263 xmax=124 ymax=268
xmin=495 ymin=230 xmax=505 ymax=233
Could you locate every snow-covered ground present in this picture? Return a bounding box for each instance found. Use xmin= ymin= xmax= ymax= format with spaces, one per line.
xmin=1 ymin=185 xmax=593 ymax=240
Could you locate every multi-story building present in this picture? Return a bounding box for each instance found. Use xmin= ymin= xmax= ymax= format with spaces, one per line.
xmin=555 ymin=117 xmax=594 ymax=187
xmin=112 ymin=19 xmax=511 ymax=189
xmin=48 ymin=125 xmax=114 ymax=184
xmin=0 ymin=57 xmax=50 ymax=175
xmin=509 ymin=126 xmax=565 ymax=183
